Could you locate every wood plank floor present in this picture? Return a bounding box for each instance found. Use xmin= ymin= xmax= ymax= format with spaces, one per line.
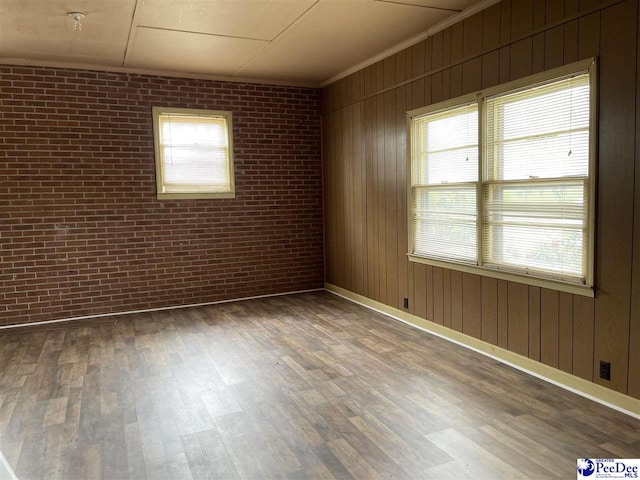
xmin=0 ymin=291 xmax=638 ymax=480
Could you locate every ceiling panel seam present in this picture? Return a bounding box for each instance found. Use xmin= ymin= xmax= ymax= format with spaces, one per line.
xmin=135 ymin=26 xmax=269 ymax=43
xmin=232 ymin=0 xmax=320 ymax=76
xmin=123 ymin=0 xmax=143 ymax=67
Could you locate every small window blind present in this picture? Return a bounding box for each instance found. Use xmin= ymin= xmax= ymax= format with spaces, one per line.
xmin=157 ymin=112 xmax=232 ymax=194
xmin=411 ymin=103 xmax=479 ymax=263
xmin=483 ymin=73 xmax=590 ymax=282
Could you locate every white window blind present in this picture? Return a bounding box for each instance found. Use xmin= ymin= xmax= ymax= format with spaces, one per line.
xmin=155 ymin=110 xmax=233 ymax=196
xmin=483 ymin=73 xmax=590 ymax=282
xmin=411 ymin=103 xmax=479 ymax=263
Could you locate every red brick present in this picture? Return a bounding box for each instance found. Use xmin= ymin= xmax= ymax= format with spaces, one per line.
xmin=0 ymin=65 xmax=324 ymax=326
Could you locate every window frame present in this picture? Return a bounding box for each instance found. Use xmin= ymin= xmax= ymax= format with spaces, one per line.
xmin=406 ymin=58 xmax=597 ymax=297
xmin=152 ymin=106 xmax=236 ymax=200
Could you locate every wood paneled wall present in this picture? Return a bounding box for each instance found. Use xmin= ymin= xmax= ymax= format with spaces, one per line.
xmin=322 ymin=0 xmax=640 ymax=399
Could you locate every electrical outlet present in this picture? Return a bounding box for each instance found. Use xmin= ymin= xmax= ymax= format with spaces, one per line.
xmin=599 ymin=361 xmax=611 ymax=381
xmin=403 ymin=297 xmax=409 ymax=309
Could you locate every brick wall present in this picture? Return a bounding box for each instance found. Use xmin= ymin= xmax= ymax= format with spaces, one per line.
xmin=0 ymin=65 xmax=324 ymax=326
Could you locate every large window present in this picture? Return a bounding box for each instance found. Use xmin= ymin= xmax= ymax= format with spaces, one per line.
xmin=153 ymin=107 xmax=235 ymax=199
xmin=408 ymin=59 xmax=596 ymax=294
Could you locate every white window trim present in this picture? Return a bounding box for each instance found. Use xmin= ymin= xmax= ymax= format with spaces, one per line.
xmin=152 ymin=106 xmax=236 ymax=200
xmin=406 ymin=58 xmax=597 ymax=298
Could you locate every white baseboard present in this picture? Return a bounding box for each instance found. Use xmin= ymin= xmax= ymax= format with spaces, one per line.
xmin=324 ymin=283 xmax=640 ymax=419
xmin=0 ymin=288 xmax=324 ymax=331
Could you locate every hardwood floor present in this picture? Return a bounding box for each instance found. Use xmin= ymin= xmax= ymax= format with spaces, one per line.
xmin=0 ymin=291 xmax=638 ymax=480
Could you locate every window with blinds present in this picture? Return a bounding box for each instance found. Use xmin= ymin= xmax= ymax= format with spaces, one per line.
xmin=152 ymin=107 xmax=235 ymax=199
xmin=411 ymin=103 xmax=479 ymax=263
xmin=483 ymin=74 xmax=590 ymax=282
xmin=407 ymin=59 xmax=595 ymax=291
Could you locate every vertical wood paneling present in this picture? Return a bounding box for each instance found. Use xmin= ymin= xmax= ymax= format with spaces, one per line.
xmin=365 ymin=97 xmax=376 ymax=300
xmin=343 ymin=107 xmax=354 ymax=292
xmin=579 ymin=0 xmax=599 ymax=11
xmin=326 ymin=110 xmax=335 ymax=284
xmin=481 ymin=277 xmax=498 ymax=345
xmin=383 ymin=56 xmax=396 ymax=89
xmin=545 ymin=27 xmax=564 ymax=69
xmin=450 ymin=24 xmax=462 ymax=62
xmin=443 ymin=269 xmax=452 ymax=328
xmin=432 ymin=32 xmax=443 ymax=69
xmin=443 ymin=29 xmax=452 ymax=69
xmin=424 ymin=76 xmax=432 ymax=107
xmin=450 ymin=65 xmax=463 ymax=98
xmin=565 ymin=0 xmax=579 ymax=16
xmin=433 ymin=267 xmax=444 ymax=325
xmin=463 ymin=58 xmax=482 ymax=94
xmin=594 ymin=0 xmax=636 ymax=393
xmin=335 ymin=111 xmax=345 ymax=289
xmin=578 ymin=13 xmax=600 ymax=59
xmin=363 ymin=65 xmax=374 ymax=98
xmin=541 ymin=289 xmax=559 ymax=368
xmin=483 ymin=3 xmax=502 ymax=50
xmin=411 ymin=40 xmax=426 ymax=78
xmin=375 ymin=61 xmax=384 ymax=93
xmin=324 ymin=111 xmax=333 ymax=283
xmin=564 ymin=20 xmax=579 ymax=63
xmin=395 ymin=51 xmax=406 ymax=85
xmin=462 ymin=273 xmax=482 ymax=339
xmin=499 ymin=47 xmax=511 ymax=83
xmin=630 ymin=0 xmax=640 ymax=399
xmin=510 ymin=38 xmax=533 ymax=79
xmin=533 ymin=0 xmax=546 ymax=28
xmin=442 ymin=69 xmax=452 ymax=100
xmin=451 ymin=271 xmax=463 ymax=332
xmin=497 ymin=280 xmax=509 ymax=348
xmin=501 ymin=0 xmax=512 ymax=43
xmin=528 ymin=287 xmax=541 ymax=361
xmin=482 ymin=51 xmax=501 ymax=88
xmin=414 ymin=264 xmax=427 ymax=319
xmin=546 ymin=0 xmax=564 ymax=24
xmin=323 ymin=0 xmax=639 ymax=400
xmin=507 ymin=283 xmax=529 ymax=356
xmin=396 ymin=85 xmax=408 ymax=309
xmin=559 ymin=292 xmax=573 ymax=374
xmin=532 ymin=33 xmax=545 ymax=72
xmin=424 ymin=37 xmax=433 ymax=74
xmin=426 ymin=265 xmax=434 ymax=321
xmin=511 ymin=0 xmax=534 ymax=38
xmin=573 ymin=296 xmax=594 ymax=381
xmin=432 ymin=72 xmax=443 ymax=103
xmin=463 ymin=13 xmax=484 ymax=58
xmin=384 ymin=90 xmax=398 ymax=308
xmin=376 ymin=93 xmax=387 ymax=304
xmin=353 ymin=102 xmax=366 ymax=296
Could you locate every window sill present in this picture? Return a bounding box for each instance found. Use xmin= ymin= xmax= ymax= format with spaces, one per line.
xmin=407 ymin=254 xmax=594 ymax=298
xmin=157 ymin=192 xmax=236 ymax=200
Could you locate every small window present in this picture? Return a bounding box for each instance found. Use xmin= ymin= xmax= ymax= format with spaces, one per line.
xmin=408 ymin=59 xmax=596 ymax=294
xmin=152 ymin=107 xmax=235 ymax=199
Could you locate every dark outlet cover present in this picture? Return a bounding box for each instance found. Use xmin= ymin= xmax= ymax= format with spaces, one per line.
xmin=403 ymin=297 xmax=409 ymax=309
xmin=599 ymin=361 xmax=611 ymax=381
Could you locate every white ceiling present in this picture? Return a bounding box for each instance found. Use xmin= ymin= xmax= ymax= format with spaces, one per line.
xmin=0 ymin=0 xmax=482 ymax=86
